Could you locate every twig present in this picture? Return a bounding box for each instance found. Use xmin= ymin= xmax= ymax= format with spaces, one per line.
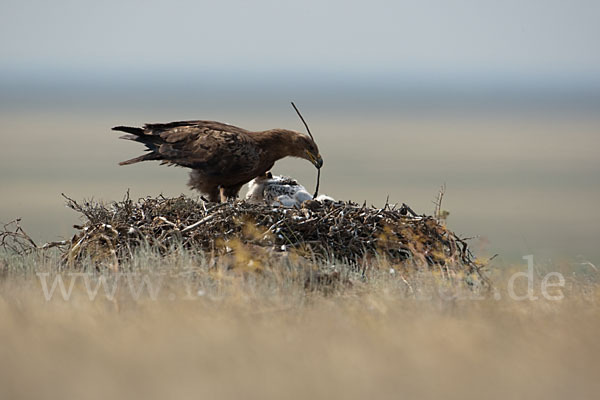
xmin=291 ymin=102 xmax=315 ymax=141
xmin=41 ymin=240 xmax=69 ymax=249
xmin=433 ymin=183 xmax=446 ymax=222
xmin=180 ymin=201 xmax=229 ymax=233
xmin=291 ymin=102 xmax=321 ymax=198
xmin=0 ymin=219 xmax=38 ymax=255
xmin=400 ymin=203 xmax=418 ymax=217
xmin=181 ymin=215 xmax=214 ymax=233
xmin=314 ymin=168 xmax=321 ymax=199
xmin=157 ymin=216 xmax=178 ymax=228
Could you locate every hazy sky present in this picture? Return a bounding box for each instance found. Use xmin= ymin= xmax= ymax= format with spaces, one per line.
xmin=1 ymin=0 xmax=599 ymax=84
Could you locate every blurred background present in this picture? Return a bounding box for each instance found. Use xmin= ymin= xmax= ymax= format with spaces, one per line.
xmin=1 ymin=0 xmax=599 ymax=264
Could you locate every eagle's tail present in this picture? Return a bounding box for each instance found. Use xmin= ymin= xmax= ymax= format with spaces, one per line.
xmin=112 ymin=126 xmax=144 ymax=136
xmin=112 ymin=126 xmax=161 ymax=147
xmin=113 ymin=125 xmax=164 ymax=165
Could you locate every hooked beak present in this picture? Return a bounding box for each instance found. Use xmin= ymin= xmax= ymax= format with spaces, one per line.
xmin=306 ymin=151 xmax=323 ymax=169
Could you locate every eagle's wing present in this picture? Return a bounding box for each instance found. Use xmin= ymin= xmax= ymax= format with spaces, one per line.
xmin=116 ymin=121 xmax=262 ymax=178
xmin=144 ymin=120 xmax=250 ymax=137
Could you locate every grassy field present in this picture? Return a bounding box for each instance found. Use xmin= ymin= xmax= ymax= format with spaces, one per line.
xmin=1 ymin=249 xmax=599 ymax=400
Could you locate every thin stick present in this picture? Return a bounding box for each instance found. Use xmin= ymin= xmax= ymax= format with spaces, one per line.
xmin=291 ymin=102 xmax=320 ymax=198
xmin=181 ymin=215 xmax=214 ymax=233
xmin=291 ymin=102 xmax=315 ymax=141
xmin=433 ymin=183 xmax=446 ymax=220
xmin=181 ymin=202 xmax=229 ymax=233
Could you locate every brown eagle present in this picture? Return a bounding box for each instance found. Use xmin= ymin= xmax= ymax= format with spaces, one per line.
xmin=113 ymin=120 xmax=323 ymax=202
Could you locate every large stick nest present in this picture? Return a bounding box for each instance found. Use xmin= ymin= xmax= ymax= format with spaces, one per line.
xmin=48 ymin=194 xmax=489 ymax=284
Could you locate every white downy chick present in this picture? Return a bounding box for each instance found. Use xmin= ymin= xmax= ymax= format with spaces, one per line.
xmin=245 ymin=173 xmax=270 ymax=204
xmin=315 ymin=194 xmax=335 ymax=202
xmin=246 ymin=172 xmax=334 ymax=207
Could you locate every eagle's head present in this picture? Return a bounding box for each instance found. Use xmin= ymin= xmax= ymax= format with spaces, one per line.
xmin=292 ymin=134 xmax=323 ymax=169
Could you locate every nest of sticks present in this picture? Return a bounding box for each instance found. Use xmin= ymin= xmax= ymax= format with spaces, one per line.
xmin=15 ymin=193 xmax=483 ymax=285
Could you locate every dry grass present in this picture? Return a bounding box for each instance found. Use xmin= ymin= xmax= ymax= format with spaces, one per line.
xmin=1 ymin=248 xmax=599 ymax=400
